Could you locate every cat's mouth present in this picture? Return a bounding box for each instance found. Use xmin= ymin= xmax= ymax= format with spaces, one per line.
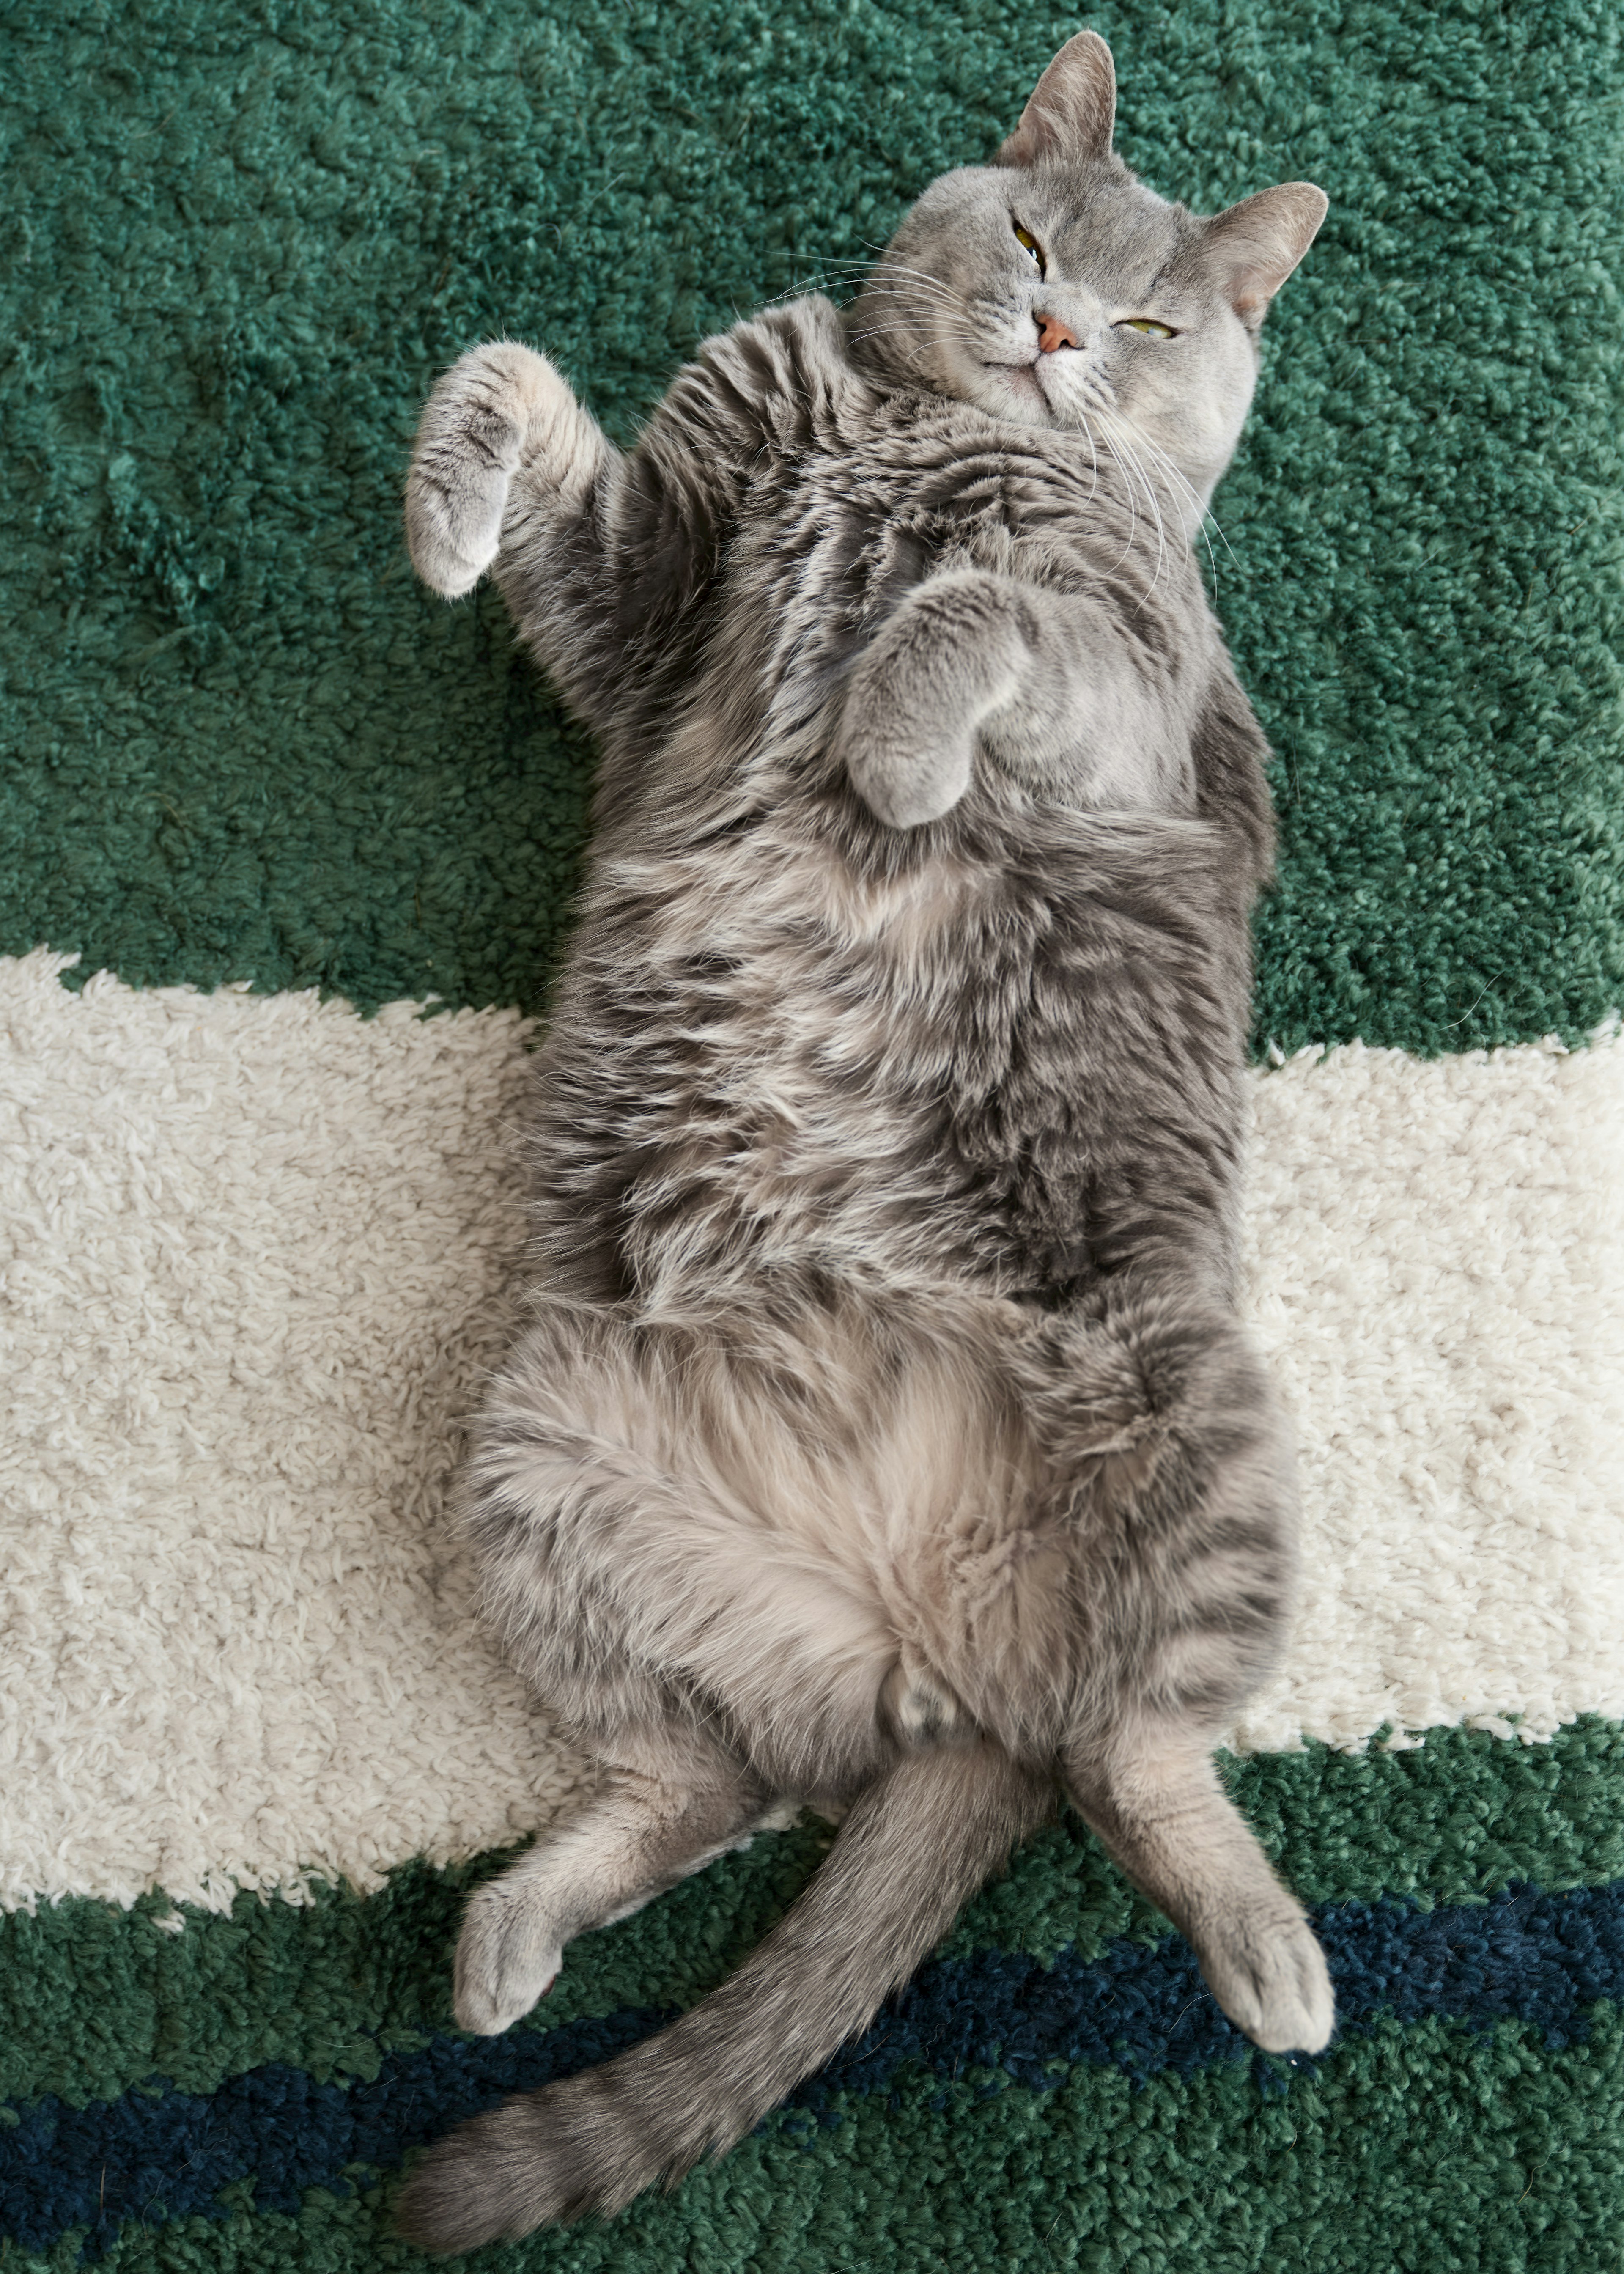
xmin=983 ymin=358 xmax=1046 ymax=405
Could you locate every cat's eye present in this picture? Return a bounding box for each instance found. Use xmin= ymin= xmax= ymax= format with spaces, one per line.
xmin=1120 ymin=318 xmax=1177 ymax=338
xmin=1012 ymin=222 xmax=1045 ymax=277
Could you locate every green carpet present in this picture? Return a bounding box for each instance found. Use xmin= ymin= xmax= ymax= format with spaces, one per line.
xmin=4 ymin=3 xmax=1624 ymax=2270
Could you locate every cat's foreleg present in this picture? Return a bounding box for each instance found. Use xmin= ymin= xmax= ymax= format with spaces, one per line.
xmin=453 ymin=1741 xmax=769 ymax=2035
xmin=406 ymin=340 xmax=612 ymax=602
xmin=836 ymin=568 xmax=1176 ymax=827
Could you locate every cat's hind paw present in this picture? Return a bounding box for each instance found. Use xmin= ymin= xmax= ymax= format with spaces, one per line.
xmin=1195 ymin=1903 xmax=1335 ymax=2055
xmin=452 ymin=1877 xmax=563 ymax=2035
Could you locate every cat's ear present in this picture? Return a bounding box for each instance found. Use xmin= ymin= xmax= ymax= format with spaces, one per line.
xmin=1204 ymin=183 xmax=1329 ymax=328
xmin=996 ymin=31 xmax=1116 ymax=168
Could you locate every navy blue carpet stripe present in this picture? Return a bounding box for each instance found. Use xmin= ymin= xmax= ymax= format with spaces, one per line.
xmin=5 ymin=1880 xmax=1622 ymax=2257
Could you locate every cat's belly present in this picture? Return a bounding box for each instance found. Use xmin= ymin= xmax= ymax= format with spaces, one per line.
xmin=533 ymin=826 xmax=1029 ymax=1301
xmin=480 ymin=1284 xmax=1064 ymax=1789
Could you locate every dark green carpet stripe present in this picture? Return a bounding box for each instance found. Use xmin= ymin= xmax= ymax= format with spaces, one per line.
xmin=3 ymin=1722 xmax=1620 ymax=2117
xmin=5 ymin=1879 xmax=1623 ymax=2259
xmin=7 ymin=2010 xmax=1622 ymax=2273
xmin=3 ymin=0 xmax=1622 ymax=1050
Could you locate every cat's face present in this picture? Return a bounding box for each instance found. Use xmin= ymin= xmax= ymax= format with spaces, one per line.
xmin=846 ymin=35 xmax=1326 ymax=516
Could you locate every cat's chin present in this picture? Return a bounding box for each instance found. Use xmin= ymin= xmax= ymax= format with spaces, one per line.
xmin=972 ymin=360 xmax=1057 ymax=428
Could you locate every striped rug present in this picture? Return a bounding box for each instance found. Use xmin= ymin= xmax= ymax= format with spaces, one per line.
xmin=3 ymin=2 xmax=1622 ymax=2268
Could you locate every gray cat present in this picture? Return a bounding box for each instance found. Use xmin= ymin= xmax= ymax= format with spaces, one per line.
xmin=397 ymin=31 xmax=1330 ymax=2250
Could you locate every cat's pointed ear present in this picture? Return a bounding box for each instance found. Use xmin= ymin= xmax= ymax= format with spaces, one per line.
xmin=1204 ymin=183 xmax=1329 ymax=328
xmin=996 ymin=32 xmax=1116 ymax=168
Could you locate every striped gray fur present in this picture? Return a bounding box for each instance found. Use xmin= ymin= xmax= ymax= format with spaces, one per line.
xmin=397 ymin=32 xmax=1330 ymax=2251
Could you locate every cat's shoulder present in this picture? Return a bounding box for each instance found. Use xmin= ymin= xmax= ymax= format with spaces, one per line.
xmin=645 ymin=296 xmax=872 ymax=463
xmin=696 ymin=294 xmax=855 ymax=395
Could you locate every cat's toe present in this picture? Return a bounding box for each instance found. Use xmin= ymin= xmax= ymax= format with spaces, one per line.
xmin=453 ymin=1885 xmax=561 ymax=2035
xmin=1196 ymin=1906 xmax=1334 ymax=2055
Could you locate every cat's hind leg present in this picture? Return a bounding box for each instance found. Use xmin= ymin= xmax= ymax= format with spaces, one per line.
xmin=1045 ymin=1295 xmax=1333 ymax=2055
xmin=454 ymin=1730 xmax=772 ymax=2036
xmin=405 ymin=340 xmax=609 ymax=599
xmin=1066 ymin=1724 xmax=1333 ymax=2054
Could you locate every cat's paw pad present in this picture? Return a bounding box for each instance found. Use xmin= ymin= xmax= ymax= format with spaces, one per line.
xmin=1196 ymin=1906 xmax=1334 ymax=2054
xmin=453 ymin=1881 xmax=562 ymax=2035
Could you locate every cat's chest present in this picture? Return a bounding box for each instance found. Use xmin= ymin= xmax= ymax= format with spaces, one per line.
xmin=755 ymin=423 xmax=1095 ymax=629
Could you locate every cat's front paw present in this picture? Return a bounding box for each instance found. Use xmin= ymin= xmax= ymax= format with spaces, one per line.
xmin=1193 ymin=1902 xmax=1335 ymax=2055
xmin=836 ymin=571 xmax=1029 ymax=828
xmin=844 ymin=728 xmax=976 ymax=830
xmin=452 ymin=1877 xmax=563 ymax=2035
xmin=405 ymin=341 xmax=571 ymax=598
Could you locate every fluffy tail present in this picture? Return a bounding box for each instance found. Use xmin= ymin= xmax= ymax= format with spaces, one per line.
xmin=394 ymin=1741 xmax=1050 ymax=2250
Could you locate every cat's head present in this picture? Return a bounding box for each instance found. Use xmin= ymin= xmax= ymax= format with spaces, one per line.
xmin=846 ymin=33 xmax=1326 ymax=509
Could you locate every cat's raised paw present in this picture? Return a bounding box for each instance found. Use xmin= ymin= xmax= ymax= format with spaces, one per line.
xmin=406 ymin=341 xmax=578 ymax=599
xmin=1195 ymin=1905 xmax=1335 ymax=2055
xmin=452 ymin=1879 xmax=563 ymax=2035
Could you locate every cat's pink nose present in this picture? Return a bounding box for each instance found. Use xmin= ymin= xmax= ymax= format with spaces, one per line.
xmin=1035 ymin=313 xmax=1079 ymax=354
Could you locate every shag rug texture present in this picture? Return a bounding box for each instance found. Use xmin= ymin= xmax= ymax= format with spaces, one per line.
xmin=3 ymin=3 xmax=1624 ymax=2270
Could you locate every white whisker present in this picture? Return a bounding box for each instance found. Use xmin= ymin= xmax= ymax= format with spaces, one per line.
xmin=1105 ymin=425 xmax=1182 ymax=596
xmin=866 ymin=259 xmax=965 ymax=311
xmin=1126 ymin=431 xmax=1227 ymax=583
xmin=1098 ymin=417 xmax=1140 ymax=574
xmin=1123 ymin=439 xmax=1169 ymax=599
xmin=862 ymin=281 xmax=963 ymax=319
xmin=1077 ymin=409 xmax=1101 ymax=509
xmin=1095 ymin=414 xmax=1170 ymax=599
xmin=1108 ymin=421 xmax=1240 ymax=587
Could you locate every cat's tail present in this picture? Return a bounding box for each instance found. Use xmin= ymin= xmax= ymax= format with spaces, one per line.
xmin=394 ymin=1740 xmax=1050 ymax=2251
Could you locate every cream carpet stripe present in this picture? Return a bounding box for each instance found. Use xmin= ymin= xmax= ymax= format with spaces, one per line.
xmin=1234 ymin=1026 xmax=1624 ymax=1752
xmin=1 ymin=953 xmax=587 ymax=1912
xmin=1 ymin=951 xmax=1619 ymax=1908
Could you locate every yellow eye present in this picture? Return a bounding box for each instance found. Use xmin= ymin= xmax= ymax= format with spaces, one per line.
xmin=1123 ymin=318 xmax=1176 ymax=338
xmin=1012 ymin=222 xmax=1045 ymax=274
